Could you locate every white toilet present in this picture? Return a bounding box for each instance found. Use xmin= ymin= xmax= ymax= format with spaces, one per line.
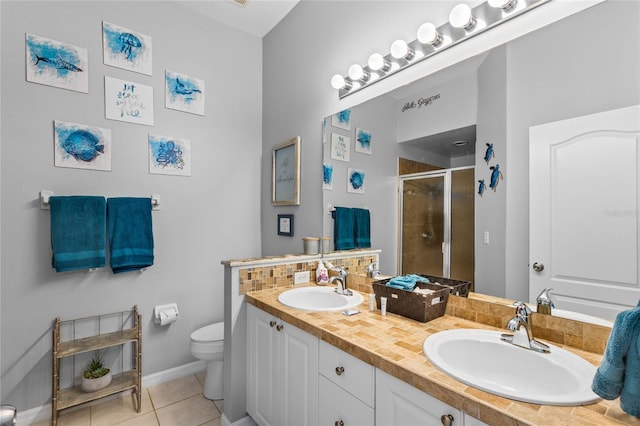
xmin=189 ymin=322 xmax=224 ymax=400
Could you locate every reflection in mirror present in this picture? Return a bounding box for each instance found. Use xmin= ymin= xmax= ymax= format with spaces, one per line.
xmin=321 ymin=1 xmax=640 ymax=325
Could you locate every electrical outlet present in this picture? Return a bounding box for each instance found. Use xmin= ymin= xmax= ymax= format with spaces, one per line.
xmin=294 ymin=271 xmax=311 ymax=285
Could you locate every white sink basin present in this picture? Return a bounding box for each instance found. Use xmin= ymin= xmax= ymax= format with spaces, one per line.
xmin=423 ymin=329 xmax=600 ymax=406
xmin=278 ymin=286 xmax=364 ymax=311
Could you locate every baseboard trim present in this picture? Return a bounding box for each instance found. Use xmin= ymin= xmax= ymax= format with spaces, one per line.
xmin=221 ymin=412 xmax=257 ymax=426
xmin=17 ymin=360 xmax=208 ymax=425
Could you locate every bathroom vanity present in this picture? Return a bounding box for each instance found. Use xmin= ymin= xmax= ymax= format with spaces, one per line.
xmin=244 ymin=286 xmax=635 ymax=426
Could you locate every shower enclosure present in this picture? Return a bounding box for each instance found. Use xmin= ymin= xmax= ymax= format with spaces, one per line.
xmin=399 ymin=167 xmax=474 ymax=287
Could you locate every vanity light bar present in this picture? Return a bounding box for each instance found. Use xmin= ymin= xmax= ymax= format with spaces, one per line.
xmin=331 ymin=0 xmax=550 ymax=99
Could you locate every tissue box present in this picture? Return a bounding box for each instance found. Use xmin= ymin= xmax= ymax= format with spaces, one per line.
xmin=372 ymin=280 xmax=450 ymax=323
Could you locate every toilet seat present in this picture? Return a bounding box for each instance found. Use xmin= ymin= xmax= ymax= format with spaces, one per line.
xmin=190 ymin=322 xmax=224 ymax=343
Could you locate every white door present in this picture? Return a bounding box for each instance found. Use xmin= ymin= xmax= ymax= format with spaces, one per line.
xmin=530 ymin=105 xmax=640 ymax=321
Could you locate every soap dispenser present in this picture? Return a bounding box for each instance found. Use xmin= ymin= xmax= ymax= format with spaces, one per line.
xmin=316 ymin=261 xmax=329 ymax=285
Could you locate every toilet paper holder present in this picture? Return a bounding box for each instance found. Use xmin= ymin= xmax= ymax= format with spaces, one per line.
xmin=154 ymin=303 xmax=179 ymax=325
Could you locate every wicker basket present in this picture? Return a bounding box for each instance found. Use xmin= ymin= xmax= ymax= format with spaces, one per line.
xmin=372 ymin=280 xmax=450 ymax=323
xmin=415 ymin=275 xmax=471 ymax=297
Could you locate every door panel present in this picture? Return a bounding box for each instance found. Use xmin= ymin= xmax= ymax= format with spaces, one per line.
xmin=530 ymin=105 xmax=640 ymax=320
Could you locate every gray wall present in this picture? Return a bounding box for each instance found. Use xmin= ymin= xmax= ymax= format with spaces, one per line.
xmin=1 ymin=1 xmax=262 ymax=411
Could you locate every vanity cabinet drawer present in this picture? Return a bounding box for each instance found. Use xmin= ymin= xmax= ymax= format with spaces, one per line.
xmin=319 ymin=375 xmax=374 ymax=426
xmin=319 ymin=340 xmax=375 ymax=406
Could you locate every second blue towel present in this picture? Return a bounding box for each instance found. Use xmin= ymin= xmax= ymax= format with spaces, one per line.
xmin=107 ymin=197 xmax=154 ymax=274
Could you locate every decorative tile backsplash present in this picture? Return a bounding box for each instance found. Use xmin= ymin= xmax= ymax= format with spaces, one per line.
xmin=238 ymin=253 xmax=378 ymax=295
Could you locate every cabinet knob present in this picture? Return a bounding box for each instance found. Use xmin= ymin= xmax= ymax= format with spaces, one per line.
xmin=334 ymin=421 xmax=344 ymax=426
xmin=276 ymin=324 xmax=284 ymax=331
xmin=269 ymin=320 xmax=276 ymax=328
xmin=441 ymin=414 xmax=454 ymax=426
xmin=335 ymin=366 xmax=345 ymax=376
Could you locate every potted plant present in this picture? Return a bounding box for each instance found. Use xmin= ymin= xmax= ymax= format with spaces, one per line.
xmin=81 ymin=353 xmax=112 ymax=392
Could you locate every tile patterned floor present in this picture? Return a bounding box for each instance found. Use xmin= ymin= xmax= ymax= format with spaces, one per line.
xmin=33 ymin=371 xmax=222 ymax=426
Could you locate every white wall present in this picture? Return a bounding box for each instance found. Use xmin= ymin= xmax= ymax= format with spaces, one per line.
xmin=0 ymin=1 xmax=262 ymax=412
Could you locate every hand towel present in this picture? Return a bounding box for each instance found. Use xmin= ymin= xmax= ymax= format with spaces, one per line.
xmin=592 ymin=300 xmax=640 ymax=417
xmin=386 ymin=274 xmax=430 ymax=291
xmin=332 ymin=207 xmax=355 ymax=251
xmin=353 ymin=208 xmax=371 ymax=248
xmin=107 ymin=197 xmax=154 ymax=274
xmin=50 ymin=196 xmax=106 ymax=272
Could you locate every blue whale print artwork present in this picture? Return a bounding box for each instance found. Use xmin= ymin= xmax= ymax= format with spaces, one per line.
xmin=489 ymin=164 xmax=504 ymax=191
xmin=323 ymin=163 xmax=334 ymax=190
xmin=148 ymin=135 xmax=192 ymax=177
xmin=348 ymin=168 xmax=366 ymax=194
xmin=25 ymin=34 xmax=88 ymax=93
xmin=102 ymin=22 xmax=152 ymax=75
xmin=355 ymin=128 xmax=372 ymax=155
xmin=165 ymin=71 xmax=205 ymax=116
xmin=54 ymin=121 xmax=111 ymax=171
xmin=484 ymin=143 xmax=495 ymax=163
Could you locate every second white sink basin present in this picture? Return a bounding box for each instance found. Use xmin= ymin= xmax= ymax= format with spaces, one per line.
xmin=278 ymin=286 xmax=364 ymax=311
xmin=423 ymin=329 xmax=600 ymax=406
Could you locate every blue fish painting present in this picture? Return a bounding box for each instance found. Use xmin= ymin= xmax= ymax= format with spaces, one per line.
xmin=148 ymin=135 xmax=192 ymax=177
xmin=323 ymin=164 xmax=334 ymax=189
xmin=348 ymin=169 xmax=366 ymax=194
xmin=332 ymin=109 xmax=351 ymax=130
xmin=355 ymin=128 xmax=372 ymax=154
xmin=484 ymin=143 xmax=495 ymax=163
xmin=489 ymin=164 xmax=504 ymax=191
xmin=165 ymin=71 xmax=205 ymax=115
xmin=103 ymin=22 xmax=152 ymax=75
xmin=26 ymin=34 xmax=88 ymax=93
xmin=54 ymin=121 xmax=111 ymax=171
xmin=478 ymin=179 xmax=486 ymax=197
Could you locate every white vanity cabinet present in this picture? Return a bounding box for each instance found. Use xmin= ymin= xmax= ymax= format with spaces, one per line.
xmin=318 ymin=340 xmax=375 ymax=426
xmin=247 ymin=304 xmax=319 ymax=426
xmin=376 ymin=369 xmax=464 ymax=426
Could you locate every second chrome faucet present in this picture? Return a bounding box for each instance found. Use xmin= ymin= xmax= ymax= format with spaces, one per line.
xmin=500 ymin=301 xmax=550 ymax=353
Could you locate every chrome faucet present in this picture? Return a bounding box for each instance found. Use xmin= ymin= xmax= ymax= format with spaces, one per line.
xmin=536 ymin=288 xmax=555 ymax=315
xmin=501 ymin=302 xmax=550 ymax=353
xmin=329 ymin=267 xmax=352 ymax=296
xmin=366 ymin=262 xmax=381 ymax=278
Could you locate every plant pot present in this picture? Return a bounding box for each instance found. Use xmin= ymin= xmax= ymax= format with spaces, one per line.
xmin=81 ymin=370 xmax=112 ymax=393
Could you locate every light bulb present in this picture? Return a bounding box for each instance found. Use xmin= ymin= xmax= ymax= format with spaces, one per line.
xmin=331 ymin=74 xmax=347 ymax=90
xmin=368 ymin=53 xmax=390 ymax=72
xmin=348 ymin=64 xmax=369 ymax=81
xmin=390 ymin=39 xmax=414 ymax=60
xmin=488 ymin=0 xmax=516 ymax=9
xmin=417 ymin=22 xmax=442 ymax=46
xmin=449 ymin=4 xmax=475 ymax=30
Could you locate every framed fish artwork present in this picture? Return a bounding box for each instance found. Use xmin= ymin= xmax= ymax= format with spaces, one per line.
xmin=165 ymin=70 xmax=205 ymax=116
xmin=331 ymin=109 xmax=351 ymax=130
xmin=25 ymin=34 xmax=88 ymax=93
xmin=148 ymin=135 xmax=192 ymax=177
xmin=355 ymin=127 xmax=372 ymax=155
xmin=54 ymin=121 xmax=111 ymax=171
xmin=105 ymin=76 xmax=154 ymax=126
xmin=102 ymin=22 xmax=152 ymax=75
xmin=347 ymin=168 xmax=365 ymax=194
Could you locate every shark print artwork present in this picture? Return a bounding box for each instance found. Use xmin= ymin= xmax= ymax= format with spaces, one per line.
xmin=148 ymin=135 xmax=191 ymax=177
xmin=165 ymin=70 xmax=205 ymax=116
xmin=102 ymin=22 xmax=152 ymax=75
xmin=54 ymin=121 xmax=111 ymax=171
xmin=25 ymin=34 xmax=88 ymax=93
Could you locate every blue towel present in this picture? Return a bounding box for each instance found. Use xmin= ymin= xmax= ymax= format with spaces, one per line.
xmin=333 ymin=207 xmax=355 ymax=250
xmin=386 ymin=274 xmax=430 ymax=291
xmin=353 ymin=208 xmax=371 ymax=248
xmin=107 ymin=197 xmax=154 ymax=274
xmin=592 ymin=300 xmax=640 ymax=417
xmin=49 ymin=196 xmax=106 ymax=272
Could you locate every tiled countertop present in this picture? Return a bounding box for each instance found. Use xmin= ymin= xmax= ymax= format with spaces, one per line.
xmin=246 ymin=286 xmax=640 ymax=426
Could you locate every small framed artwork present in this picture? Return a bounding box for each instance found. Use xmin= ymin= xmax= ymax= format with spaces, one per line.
xmin=348 ymin=168 xmax=366 ymax=194
xmin=277 ymin=214 xmax=294 ymax=236
xmin=148 ymin=134 xmax=191 ymax=176
xmin=323 ymin=163 xmax=334 ymax=190
xmin=331 ymin=109 xmax=351 ymax=130
xmin=102 ymin=21 xmax=152 ymax=76
xmin=272 ymin=136 xmax=301 ymax=206
xmin=54 ymin=120 xmax=111 ymax=171
xmin=26 ymin=34 xmax=88 ymax=93
xmin=105 ymin=76 xmax=154 ymax=126
xmin=165 ymin=70 xmax=205 ymax=116
xmin=355 ymin=127 xmax=372 ymax=155
xmin=331 ymin=133 xmax=350 ymax=162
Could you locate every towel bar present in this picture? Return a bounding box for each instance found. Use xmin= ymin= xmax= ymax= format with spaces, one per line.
xmin=40 ymin=191 xmax=161 ymax=211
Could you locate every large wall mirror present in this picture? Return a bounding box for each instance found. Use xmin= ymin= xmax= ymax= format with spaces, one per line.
xmin=321 ymin=0 xmax=640 ymax=324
